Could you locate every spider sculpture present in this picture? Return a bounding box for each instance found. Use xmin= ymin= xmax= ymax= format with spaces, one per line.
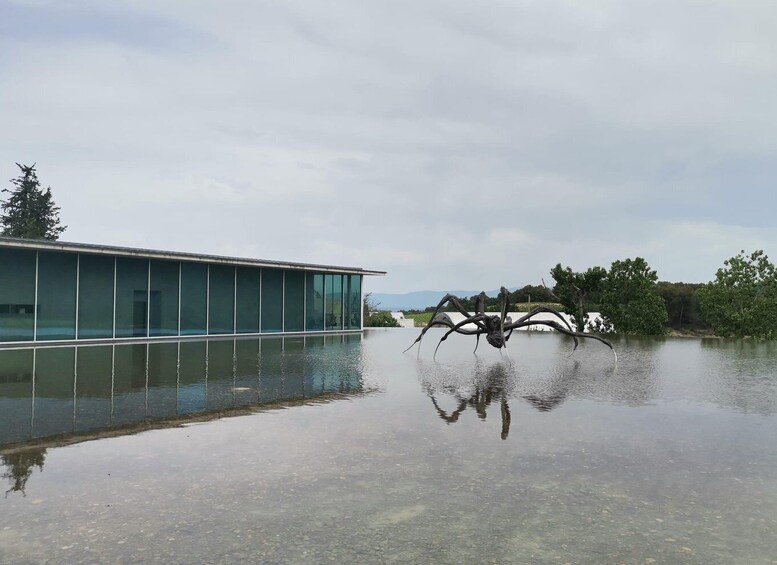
xmin=404 ymin=287 xmax=614 ymax=357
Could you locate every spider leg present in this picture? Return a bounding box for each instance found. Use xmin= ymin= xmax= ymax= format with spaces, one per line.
xmin=504 ymin=319 xmax=614 ymax=354
xmin=433 ymin=314 xmax=490 ymax=359
xmin=475 ymin=292 xmax=486 ymax=316
xmin=513 ymin=306 xmax=576 ymax=334
xmin=499 ymin=287 xmax=510 ymax=349
xmin=500 ymin=399 xmax=511 ymax=440
xmin=402 ymin=313 xmax=451 ymax=353
xmin=434 ymin=294 xmax=488 ymax=330
xmin=506 ymin=319 xmax=579 ymax=350
xmin=473 ymin=333 xmax=481 ymax=353
xmin=404 ymin=294 xmax=487 ymax=353
xmin=404 ymin=313 xmax=488 ymax=354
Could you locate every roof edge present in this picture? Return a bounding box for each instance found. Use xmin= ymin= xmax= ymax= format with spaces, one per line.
xmin=0 ymin=236 xmax=386 ymax=276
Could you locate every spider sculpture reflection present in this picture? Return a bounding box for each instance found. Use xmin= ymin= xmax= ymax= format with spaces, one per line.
xmin=404 ymin=287 xmax=614 ymax=358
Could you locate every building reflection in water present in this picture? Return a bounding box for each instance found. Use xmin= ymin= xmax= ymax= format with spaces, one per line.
xmin=0 ymin=334 xmax=365 ymax=454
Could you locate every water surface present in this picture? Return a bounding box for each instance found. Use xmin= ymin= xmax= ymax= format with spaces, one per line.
xmin=1 ymin=330 xmax=777 ymax=564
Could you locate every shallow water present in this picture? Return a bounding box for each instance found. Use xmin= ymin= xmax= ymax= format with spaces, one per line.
xmin=1 ymin=330 xmax=777 ymax=564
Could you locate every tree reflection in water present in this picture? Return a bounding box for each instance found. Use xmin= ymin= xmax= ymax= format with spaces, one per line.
xmin=2 ymin=448 xmax=46 ymax=497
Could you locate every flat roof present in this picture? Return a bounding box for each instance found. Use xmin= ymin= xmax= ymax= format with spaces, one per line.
xmin=0 ymin=236 xmax=386 ymax=276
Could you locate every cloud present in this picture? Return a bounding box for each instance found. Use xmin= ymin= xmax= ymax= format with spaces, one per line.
xmin=1 ymin=0 xmax=776 ymax=293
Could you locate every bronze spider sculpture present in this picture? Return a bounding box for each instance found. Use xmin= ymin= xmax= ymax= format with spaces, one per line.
xmin=404 ymin=287 xmax=614 ymax=358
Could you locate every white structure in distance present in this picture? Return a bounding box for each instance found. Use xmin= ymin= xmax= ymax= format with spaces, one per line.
xmin=390 ymin=312 xmax=416 ymax=328
xmin=442 ymin=312 xmax=603 ymax=332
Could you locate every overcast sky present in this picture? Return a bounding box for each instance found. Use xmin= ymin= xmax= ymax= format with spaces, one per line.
xmin=1 ymin=0 xmax=776 ymax=293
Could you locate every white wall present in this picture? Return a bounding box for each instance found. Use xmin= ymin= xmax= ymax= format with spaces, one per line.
xmin=391 ymin=312 xmax=415 ymax=328
xmin=442 ymin=312 xmax=603 ymax=332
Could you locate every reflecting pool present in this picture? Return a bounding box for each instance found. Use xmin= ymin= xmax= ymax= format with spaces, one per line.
xmin=1 ymin=330 xmax=777 ymax=564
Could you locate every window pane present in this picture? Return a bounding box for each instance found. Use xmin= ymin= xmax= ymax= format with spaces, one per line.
xmin=284 ymin=271 xmax=305 ymax=332
xmin=115 ymin=258 xmax=148 ymax=338
xmin=343 ymin=276 xmax=350 ymax=331
xmin=77 ymin=254 xmax=114 ymax=339
xmin=0 ymin=248 xmax=36 ymax=341
xmin=348 ymin=275 xmax=361 ymax=329
xmin=180 ymin=262 xmax=207 ymax=335
xmin=236 ymin=267 xmax=260 ymax=333
xmin=208 ymin=264 xmax=234 ymax=334
xmin=334 ymin=274 xmax=343 ymax=329
xmin=305 ymin=273 xmax=324 ymax=331
xmin=261 ymin=269 xmax=283 ymax=333
xmin=36 ymin=251 xmax=77 ymax=340
xmin=325 ymin=274 xmax=342 ymax=330
xmin=150 ymin=260 xmax=179 ymax=337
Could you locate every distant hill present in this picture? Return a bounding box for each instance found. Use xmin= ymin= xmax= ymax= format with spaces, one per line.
xmin=369 ymin=287 xmax=519 ymax=311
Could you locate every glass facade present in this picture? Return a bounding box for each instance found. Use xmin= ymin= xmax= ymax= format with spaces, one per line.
xmin=115 ymin=258 xmax=149 ymax=338
xmin=347 ymin=275 xmax=361 ymax=330
xmin=78 ymin=254 xmax=114 ymax=339
xmin=36 ymin=251 xmax=77 ymax=340
xmin=0 ymin=248 xmax=36 ymax=341
xmin=261 ymin=269 xmax=283 ymax=333
xmin=236 ymin=267 xmax=260 ymax=334
xmin=284 ymin=271 xmax=305 ymax=332
xmin=180 ymin=262 xmax=208 ymax=336
xmin=306 ymin=273 xmax=324 ymax=331
xmin=208 ymin=264 xmax=235 ymax=335
xmin=149 ymin=260 xmax=179 ymax=337
xmin=325 ymin=274 xmax=343 ymax=330
xmin=0 ymin=243 xmax=364 ymax=343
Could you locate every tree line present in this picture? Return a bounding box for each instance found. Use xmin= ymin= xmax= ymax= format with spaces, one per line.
xmin=417 ymin=253 xmax=777 ymax=339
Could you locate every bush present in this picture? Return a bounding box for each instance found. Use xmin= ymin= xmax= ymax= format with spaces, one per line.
xmin=596 ymin=257 xmax=668 ymax=335
xmin=364 ymin=311 xmax=400 ymax=328
xmin=698 ymin=250 xmax=777 ymax=339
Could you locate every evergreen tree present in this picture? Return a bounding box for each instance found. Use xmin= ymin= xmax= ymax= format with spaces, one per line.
xmin=1 ymin=163 xmax=66 ymax=240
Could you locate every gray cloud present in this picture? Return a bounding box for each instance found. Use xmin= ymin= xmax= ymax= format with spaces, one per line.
xmin=1 ymin=0 xmax=776 ymax=293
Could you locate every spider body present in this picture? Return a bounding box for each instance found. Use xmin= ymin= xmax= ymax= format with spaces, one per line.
xmin=484 ymin=315 xmax=507 ymax=348
xmin=404 ymin=287 xmax=614 ymax=358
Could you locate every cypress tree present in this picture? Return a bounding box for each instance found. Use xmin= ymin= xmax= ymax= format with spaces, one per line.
xmin=1 ymin=163 xmax=66 ymax=240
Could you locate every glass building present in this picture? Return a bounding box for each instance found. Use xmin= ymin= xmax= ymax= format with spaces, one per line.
xmin=0 ymin=237 xmax=384 ymax=344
